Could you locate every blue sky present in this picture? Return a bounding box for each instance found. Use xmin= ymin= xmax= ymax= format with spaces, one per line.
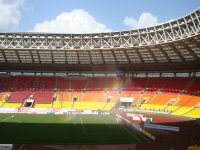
xmin=0 ymin=0 xmax=200 ymax=33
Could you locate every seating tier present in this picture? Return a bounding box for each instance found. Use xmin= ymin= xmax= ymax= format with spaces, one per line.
xmin=34 ymin=104 xmax=52 ymax=108
xmin=3 ymin=103 xmax=22 ymax=108
xmin=74 ymin=102 xmax=106 ymax=110
xmin=81 ymin=93 xmax=104 ymax=102
xmin=183 ymin=108 xmax=200 ymax=118
xmin=104 ymin=103 xmax=115 ymax=111
xmin=8 ymin=91 xmax=30 ymax=103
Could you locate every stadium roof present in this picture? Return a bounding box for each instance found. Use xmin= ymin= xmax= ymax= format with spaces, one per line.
xmin=0 ymin=9 xmax=200 ymax=74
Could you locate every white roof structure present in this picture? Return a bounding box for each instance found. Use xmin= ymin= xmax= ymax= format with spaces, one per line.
xmin=0 ymin=9 xmax=200 ymax=74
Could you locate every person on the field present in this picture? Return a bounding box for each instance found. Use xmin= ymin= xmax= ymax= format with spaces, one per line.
xmin=12 ymin=115 xmax=14 ymax=118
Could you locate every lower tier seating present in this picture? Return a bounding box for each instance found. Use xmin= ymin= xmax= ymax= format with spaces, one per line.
xmin=104 ymin=103 xmax=115 ymax=111
xmin=164 ymin=106 xmax=180 ymax=112
xmin=139 ymin=104 xmax=167 ymax=111
xmin=171 ymin=107 xmax=194 ymax=116
xmin=3 ymin=103 xmax=22 ymax=108
xmin=34 ymin=104 xmax=52 ymax=108
xmin=74 ymin=102 xmax=106 ymax=110
xmin=62 ymin=101 xmax=73 ymax=109
xmin=53 ymin=101 xmax=62 ymax=109
xmin=183 ymin=108 xmax=200 ymax=118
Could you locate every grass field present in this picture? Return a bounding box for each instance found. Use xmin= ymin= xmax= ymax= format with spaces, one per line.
xmin=0 ymin=114 xmax=148 ymax=145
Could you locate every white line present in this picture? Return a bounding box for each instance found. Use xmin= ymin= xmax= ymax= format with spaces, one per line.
xmin=104 ymin=121 xmax=111 ymax=128
xmin=1 ymin=115 xmax=16 ymax=122
xmin=107 ymin=115 xmax=142 ymax=143
xmin=80 ymin=118 xmax=86 ymax=134
xmin=19 ymin=144 xmax=24 ymax=150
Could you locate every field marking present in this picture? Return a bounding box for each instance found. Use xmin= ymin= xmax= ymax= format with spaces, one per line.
xmin=19 ymin=144 xmax=24 ymax=150
xmin=80 ymin=118 xmax=86 ymax=134
xmin=80 ymin=117 xmax=129 ymax=135
xmin=107 ymin=115 xmax=142 ymax=143
xmin=1 ymin=114 xmax=16 ymax=122
xmin=104 ymin=121 xmax=111 ymax=128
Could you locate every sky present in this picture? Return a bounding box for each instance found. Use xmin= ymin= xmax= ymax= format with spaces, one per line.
xmin=0 ymin=0 xmax=200 ymax=33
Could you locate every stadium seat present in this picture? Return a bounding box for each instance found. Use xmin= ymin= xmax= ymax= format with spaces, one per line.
xmin=73 ymin=102 xmax=106 ymax=110
xmin=3 ymin=103 xmax=22 ymax=108
xmin=34 ymin=103 xmax=52 ymax=108
xmin=104 ymin=103 xmax=115 ymax=111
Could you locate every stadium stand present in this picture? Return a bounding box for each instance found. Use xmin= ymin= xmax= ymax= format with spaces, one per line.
xmin=70 ymin=93 xmax=83 ymax=101
xmin=95 ymin=77 xmax=108 ymax=92
xmin=36 ymin=77 xmax=56 ymax=91
xmin=107 ymin=77 xmax=124 ymax=93
xmin=131 ymin=78 xmax=147 ymax=94
xmin=161 ymin=77 xmax=181 ymax=94
xmin=34 ymin=91 xmax=54 ymax=103
xmin=183 ymin=108 xmax=200 ymax=118
xmin=145 ymin=77 xmax=168 ymax=94
xmin=169 ymin=77 xmax=193 ymax=94
xmin=14 ymin=76 xmax=35 ymax=91
xmin=7 ymin=91 xmax=30 ymax=103
xmin=138 ymin=94 xmax=155 ymax=103
xmin=81 ymin=93 xmax=104 ymax=102
xmin=62 ymin=101 xmax=73 ymax=109
xmin=73 ymin=102 xmax=106 ymax=110
xmin=3 ymin=103 xmax=22 ymax=108
xmin=86 ymin=77 xmax=98 ymax=92
xmin=5 ymin=76 xmax=17 ymax=91
xmin=71 ymin=79 xmax=87 ymax=91
xmin=63 ymin=92 xmax=69 ymax=101
xmin=34 ymin=103 xmax=52 ymax=108
xmin=123 ymin=77 xmax=138 ymax=94
xmin=0 ymin=79 xmax=10 ymax=92
xmin=185 ymin=77 xmax=200 ymax=95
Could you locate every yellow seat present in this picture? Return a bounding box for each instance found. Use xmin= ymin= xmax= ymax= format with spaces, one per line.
xmin=74 ymin=102 xmax=106 ymax=110
xmin=62 ymin=101 xmax=73 ymax=109
xmin=171 ymin=107 xmax=194 ymax=116
xmin=3 ymin=103 xmax=22 ymax=108
xmin=34 ymin=104 xmax=52 ymax=108
xmin=183 ymin=108 xmax=200 ymax=118
xmin=104 ymin=103 xmax=115 ymax=111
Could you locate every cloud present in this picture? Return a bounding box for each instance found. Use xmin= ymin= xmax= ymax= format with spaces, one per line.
xmin=31 ymin=9 xmax=111 ymax=33
xmin=0 ymin=0 xmax=24 ymax=31
xmin=123 ymin=12 xmax=159 ymax=29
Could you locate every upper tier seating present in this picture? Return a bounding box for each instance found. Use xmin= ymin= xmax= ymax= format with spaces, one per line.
xmin=5 ymin=76 xmax=17 ymax=91
xmin=8 ymin=91 xmax=30 ymax=103
xmin=169 ymin=77 xmax=192 ymax=94
xmin=131 ymin=78 xmax=147 ymax=94
xmin=123 ymin=78 xmax=138 ymax=94
xmin=36 ymin=77 xmax=56 ymax=91
xmin=185 ymin=77 xmax=200 ymax=95
xmin=86 ymin=77 xmax=98 ymax=92
xmin=162 ymin=77 xmax=181 ymax=94
xmin=71 ymin=80 xmax=87 ymax=91
xmin=0 ymin=79 xmax=10 ymax=92
xmin=145 ymin=77 xmax=168 ymax=94
xmin=107 ymin=77 xmax=124 ymax=93
xmin=73 ymin=102 xmax=106 ymax=110
xmin=14 ymin=76 xmax=35 ymax=91
xmin=34 ymin=91 xmax=53 ymax=103
xmin=57 ymin=77 xmax=64 ymax=91
xmin=95 ymin=77 xmax=108 ymax=92
xmin=81 ymin=93 xmax=104 ymax=102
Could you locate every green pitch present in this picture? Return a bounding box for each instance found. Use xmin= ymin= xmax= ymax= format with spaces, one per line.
xmin=0 ymin=114 xmax=148 ymax=145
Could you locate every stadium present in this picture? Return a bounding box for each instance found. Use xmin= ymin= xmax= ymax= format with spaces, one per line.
xmin=0 ymin=7 xmax=200 ymax=150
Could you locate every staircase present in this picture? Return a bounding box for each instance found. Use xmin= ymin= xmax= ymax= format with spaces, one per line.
xmin=13 ymin=76 xmax=19 ymax=89
xmin=184 ymin=77 xmax=196 ymax=92
xmin=55 ymin=76 xmax=58 ymax=89
xmin=85 ymin=78 xmax=90 ymax=89
xmin=147 ymin=94 xmax=157 ymax=104
xmin=160 ymin=77 xmax=170 ymax=90
xmin=136 ymin=94 xmax=143 ymax=104
xmin=71 ymin=101 xmax=76 ymax=109
xmin=105 ymin=77 xmax=110 ymax=89
xmin=129 ymin=78 xmax=139 ymax=96
xmin=102 ymin=93 xmax=107 ymax=102
xmin=144 ymin=78 xmax=149 ymax=89
xmin=113 ymin=93 xmax=120 ymax=103
xmin=34 ymin=76 xmax=39 ymax=88
xmin=181 ymin=107 xmax=196 ymax=116
xmin=169 ymin=77 xmax=182 ymax=94
xmin=172 ymin=96 xmax=195 ymax=112
xmin=102 ymin=102 xmax=109 ymax=111
xmin=79 ymin=93 xmax=84 ymax=102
